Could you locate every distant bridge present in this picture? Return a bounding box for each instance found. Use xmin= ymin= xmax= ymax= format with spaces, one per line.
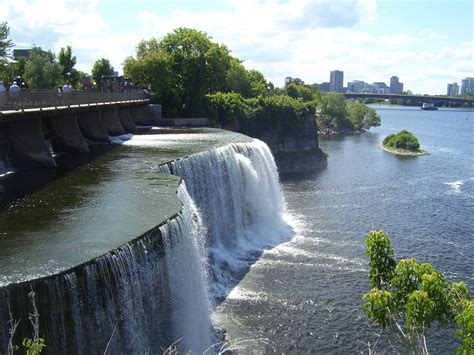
xmin=342 ymin=93 xmax=474 ymax=105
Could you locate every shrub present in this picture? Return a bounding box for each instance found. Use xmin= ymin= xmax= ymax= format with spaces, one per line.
xmin=383 ymin=130 xmax=420 ymax=152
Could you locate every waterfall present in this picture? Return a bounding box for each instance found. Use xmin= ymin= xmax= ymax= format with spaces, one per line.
xmin=160 ymin=139 xmax=292 ymax=300
xmin=0 ymin=185 xmax=214 ymax=354
xmin=1 ymin=138 xmax=290 ymax=354
xmin=160 ymin=183 xmax=214 ymax=353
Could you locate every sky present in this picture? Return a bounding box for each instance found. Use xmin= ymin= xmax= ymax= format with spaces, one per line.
xmin=1 ymin=0 xmax=473 ymax=94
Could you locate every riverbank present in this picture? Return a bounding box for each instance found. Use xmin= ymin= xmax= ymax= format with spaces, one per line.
xmin=379 ymin=144 xmax=428 ymax=156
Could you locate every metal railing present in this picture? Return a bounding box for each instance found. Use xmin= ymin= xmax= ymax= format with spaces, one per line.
xmin=0 ymin=90 xmax=150 ymax=112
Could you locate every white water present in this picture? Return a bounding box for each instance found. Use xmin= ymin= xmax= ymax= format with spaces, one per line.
xmin=160 ymin=139 xmax=293 ymax=300
xmin=160 ymin=184 xmax=214 ymax=353
xmin=0 ymin=138 xmax=290 ymax=353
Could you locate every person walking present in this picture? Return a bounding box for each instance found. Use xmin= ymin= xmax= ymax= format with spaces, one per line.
xmin=0 ymin=81 xmax=6 ymax=93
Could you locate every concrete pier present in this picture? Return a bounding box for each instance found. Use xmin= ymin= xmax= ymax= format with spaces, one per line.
xmin=118 ymin=106 xmax=136 ymax=133
xmin=0 ymin=91 xmax=157 ymax=173
xmin=101 ymin=107 xmax=126 ymax=136
xmin=49 ymin=112 xmax=89 ymax=153
xmin=8 ymin=118 xmax=57 ymax=169
xmin=78 ymin=109 xmax=111 ymax=142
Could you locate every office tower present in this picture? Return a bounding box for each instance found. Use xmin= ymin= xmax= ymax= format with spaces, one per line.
xmin=330 ymin=70 xmax=344 ymax=93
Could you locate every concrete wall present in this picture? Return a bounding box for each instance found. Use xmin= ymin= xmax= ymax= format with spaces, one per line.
xmin=101 ymin=107 xmax=126 ymax=136
xmin=8 ymin=118 xmax=57 ymax=169
xmin=49 ymin=112 xmax=89 ymax=153
xmin=0 ymin=103 xmax=162 ymax=173
xmin=77 ymin=109 xmax=110 ymax=142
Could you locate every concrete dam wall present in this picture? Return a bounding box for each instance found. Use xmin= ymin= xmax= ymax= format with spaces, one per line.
xmin=0 ymin=128 xmax=290 ymax=353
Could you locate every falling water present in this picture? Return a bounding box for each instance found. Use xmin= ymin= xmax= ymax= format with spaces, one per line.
xmin=1 ymin=138 xmax=290 ymax=353
xmin=160 ymin=139 xmax=292 ymax=300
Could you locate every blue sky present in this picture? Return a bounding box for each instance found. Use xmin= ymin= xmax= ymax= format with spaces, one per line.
xmin=1 ymin=0 xmax=473 ymax=94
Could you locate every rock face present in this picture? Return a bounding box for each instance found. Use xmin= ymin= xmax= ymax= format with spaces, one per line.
xmin=227 ymin=113 xmax=327 ymax=176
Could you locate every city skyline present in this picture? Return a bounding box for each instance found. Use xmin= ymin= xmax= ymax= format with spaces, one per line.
xmin=1 ymin=0 xmax=473 ymax=95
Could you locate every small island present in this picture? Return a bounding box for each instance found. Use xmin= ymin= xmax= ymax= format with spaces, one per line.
xmin=380 ymin=130 xmax=427 ymax=156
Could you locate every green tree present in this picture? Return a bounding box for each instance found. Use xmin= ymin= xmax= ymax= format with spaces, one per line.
xmin=0 ymin=22 xmax=14 ymax=85
xmin=246 ymin=69 xmax=268 ymax=97
xmin=23 ymin=47 xmax=62 ymax=89
xmin=363 ymin=230 xmax=472 ymax=354
xmin=14 ymin=57 xmax=27 ymax=77
xmin=0 ymin=22 xmax=14 ymax=59
xmin=285 ymin=82 xmax=320 ymax=102
xmin=317 ymin=92 xmax=349 ymax=129
xmin=383 ymin=130 xmax=421 ymax=152
xmin=347 ymin=101 xmax=380 ymax=130
xmin=124 ymin=28 xmax=234 ymax=117
xmin=91 ymin=58 xmax=114 ymax=83
xmin=57 ymin=45 xmax=80 ymax=86
xmin=225 ymin=57 xmax=252 ymax=97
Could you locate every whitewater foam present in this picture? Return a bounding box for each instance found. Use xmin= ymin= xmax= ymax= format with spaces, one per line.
xmin=160 ymin=139 xmax=294 ymax=300
xmin=445 ymin=180 xmax=463 ymax=193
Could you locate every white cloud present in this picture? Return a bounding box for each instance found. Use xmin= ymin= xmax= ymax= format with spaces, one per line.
xmin=2 ymin=0 xmax=468 ymax=94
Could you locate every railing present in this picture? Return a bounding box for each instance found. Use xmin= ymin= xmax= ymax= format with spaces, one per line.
xmin=0 ymin=90 xmax=150 ymax=112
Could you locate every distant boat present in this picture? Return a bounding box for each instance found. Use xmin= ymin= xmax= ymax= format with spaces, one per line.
xmin=421 ymin=102 xmax=438 ymax=110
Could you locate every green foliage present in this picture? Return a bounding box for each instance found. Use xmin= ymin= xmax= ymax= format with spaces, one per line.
xmin=205 ymin=92 xmax=256 ymax=124
xmin=347 ymin=101 xmax=381 ymax=130
xmin=57 ymin=46 xmax=80 ymax=87
xmin=317 ymin=93 xmax=380 ymax=132
xmin=455 ymin=300 xmax=474 ymax=354
xmin=366 ymin=230 xmax=396 ymax=289
xmin=383 ymin=130 xmax=421 ymax=152
xmin=363 ymin=288 xmax=397 ymax=329
xmin=0 ymin=22 xmax=14 ymax=59
xmin=317 ymin=92 xmax=350 ymax=129
xmin=23 ymin=337 xmax=46 ymax=355
xmin=91 ymin=58 xmax=114 ymax=82
xmin=204 ymin=92 xmax=314 ymax=140
xmin=14 ymin=57 xmax=27 ymax=78
xmin=125 ymin=28 xmax=233 ymax=117
xmin=23 ymin=47 xmax=62 ymax=89
xmin=285 ymin=82 xmax=320 ymax=102
xmin=124 ymin=28 xmax=272 ymax=117
xmin=362 ymin=229 xmax=473 ymax=353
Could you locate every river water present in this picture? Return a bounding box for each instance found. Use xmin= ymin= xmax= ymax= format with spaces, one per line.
xmin=214 ymin=106 xmax=474 ymax=353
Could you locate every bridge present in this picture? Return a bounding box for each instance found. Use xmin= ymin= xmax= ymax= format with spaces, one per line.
xmin=0 ymin=90 xmax=161 ymax=172
xmin=342 ymin=93 xmax=474 ymax=105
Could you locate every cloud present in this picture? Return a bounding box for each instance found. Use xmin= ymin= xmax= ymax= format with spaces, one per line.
xmin=453 ymin=61 xmax=474 ymax=74
xmin=2 ymin=0 xmax=467 ymax=94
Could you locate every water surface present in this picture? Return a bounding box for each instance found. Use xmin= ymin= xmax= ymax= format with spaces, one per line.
xmin=215 ymin=106 xmax=474 ymax=353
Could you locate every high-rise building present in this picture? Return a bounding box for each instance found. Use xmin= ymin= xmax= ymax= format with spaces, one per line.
xmin=330 ymin=70 xmax=344 ymax=93
xmin=460 ymin=77 xmax=474 ymax=96
xmin=347 ymin=80 xmax=366 ymax=93
xmin=312 ymin=82 xmax=330 ymax=92
xmin=447 ymin=83 xmax=459 ymax=96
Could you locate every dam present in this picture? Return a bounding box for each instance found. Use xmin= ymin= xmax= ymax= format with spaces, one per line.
xmin=0 ymin=113 xmax=291 ymax=353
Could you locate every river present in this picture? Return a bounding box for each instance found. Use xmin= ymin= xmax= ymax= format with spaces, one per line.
xmin=214 ymin=106 xmax=474 ymax=353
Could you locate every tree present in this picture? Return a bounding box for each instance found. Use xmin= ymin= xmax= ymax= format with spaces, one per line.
xmin=383 ymin=130 xmax=421 ymax=152
xmin=0 ymin=22 xmax=14 ymax=85
xmin=347 ymin=101 xmax=381 ymax=130
xmin=91 ymin=58 xmax=114 ymax=83
xmin=246 ymin=69 xmax=268 ymax=97
xmin=14 ymin=57 xmax=27 ymax=77
xmin=0 ymin=22 xmax=14 ymax=59
xmin=124 ymin=28 xmax=234 ymax=117
xmin=317 ymin=92 xmax=349 ymax=129
xmin=57 ymin=45 xmax=79 ymax=86
xmin=23 ymin=47 xmax=62 ymax=89
xmin=363 ymin=230 xmax=472 ymax=354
